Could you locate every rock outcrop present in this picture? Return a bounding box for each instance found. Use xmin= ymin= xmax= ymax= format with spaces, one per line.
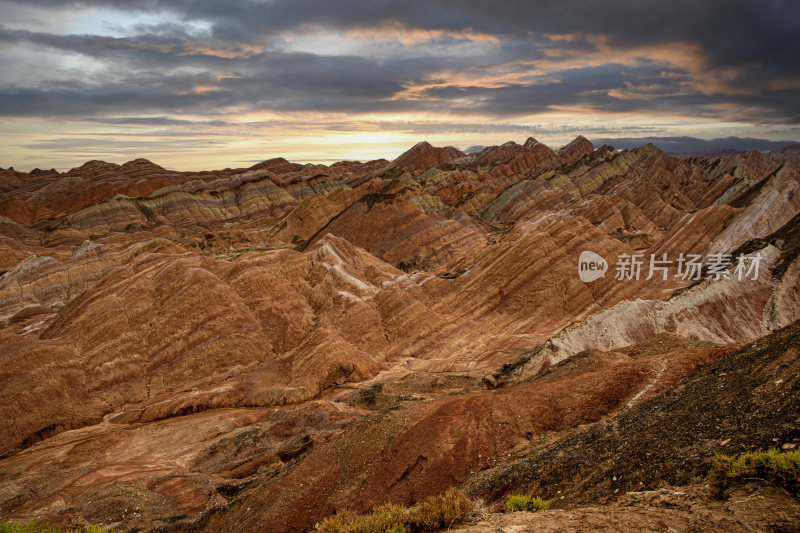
xmin=386 ymin=141 xmax=467 ymax=171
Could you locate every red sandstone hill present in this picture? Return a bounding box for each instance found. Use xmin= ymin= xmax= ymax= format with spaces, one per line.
xmin=0 ymin=138 xmax=799 ymax=532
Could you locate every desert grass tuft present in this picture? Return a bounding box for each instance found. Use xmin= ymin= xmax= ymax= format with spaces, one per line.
xmin=0 ymin=519 xmax=111 ymax=533
xmin=317 ymin=487 xmax=472 ymax=532
xmin=708 ymin=448 xmax=800 ymax=497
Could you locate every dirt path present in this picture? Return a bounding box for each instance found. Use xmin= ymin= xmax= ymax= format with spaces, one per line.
xmin=625 ymin=358 xmax=666 ymax=409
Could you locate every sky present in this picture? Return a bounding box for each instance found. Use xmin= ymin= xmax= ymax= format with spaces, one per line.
xmin=0 ymin=0 xmax=799 ymax=171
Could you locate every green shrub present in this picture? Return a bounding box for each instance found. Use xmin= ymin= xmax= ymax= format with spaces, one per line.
xmin=504 ymin=495 xmax=530 ymax=512
xmin=0 ymin=519 xmax=111 ymax=533
xmin=317 ymin=487 xmax=472 ymax=532
xmin=504 ymin=494 xmax=549 ymax=512
xmin=708 ymin=448 xmax=800 ymax=497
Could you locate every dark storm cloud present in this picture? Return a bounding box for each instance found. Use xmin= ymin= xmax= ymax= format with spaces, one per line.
xmin=412 ymin=63 xmax=800 ymax=123
xmin=0 ymin=36 xmax=441 ymax=117
xmin=91 ymin=116 xmax=231 ymax=126
xmin=0 ymin=85 xmax=231 ymax=117
xmin=0 ymin=22 xmax=502 ymax=117
xmin=8 ymin=0 xmax=798 ymax=71
xmin=0 ymin=26 xmax=505 ymax=118
xmin=0 ymin=0 xmax=798 ymax=123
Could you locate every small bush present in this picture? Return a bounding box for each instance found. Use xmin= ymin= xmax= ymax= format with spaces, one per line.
xmin=317 ymin=504 xmax=409 ymax=533
xmin=504 ymin=495 xmax=530 ymax=512
xmin=708 ymin=448 xmax=800 ymax=497
xmin=504 ymin=494 xmax=549 ymax=512
xmin=0 ymin=519 xmax=111 ymax=533
xmin=317 ymin=487 xmax=472 ymax=532
xmin=316 ymin=509 xmax=359 ymax=533
xmin=409 ymin=487 xmax=473 ymax=530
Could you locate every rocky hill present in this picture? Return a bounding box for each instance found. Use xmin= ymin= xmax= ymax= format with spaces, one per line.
xmin=0 ymin=138 xmax=798 ymax=532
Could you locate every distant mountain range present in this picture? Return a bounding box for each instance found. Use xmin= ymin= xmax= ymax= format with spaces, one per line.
xmin=588 ymin=135 xmax=799 ymax=157
xmin=462 ymin=136 xmax=800 ymax=162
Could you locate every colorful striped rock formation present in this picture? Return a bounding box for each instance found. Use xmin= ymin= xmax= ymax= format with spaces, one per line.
xmin=1 ymin=138 xmax=799 ymax=532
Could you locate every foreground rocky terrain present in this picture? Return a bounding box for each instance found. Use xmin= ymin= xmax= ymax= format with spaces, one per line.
xmin=1 ymin=137 xmax=799 ymax=532
xmin=455 ymin=482 xmax=800 ymax=532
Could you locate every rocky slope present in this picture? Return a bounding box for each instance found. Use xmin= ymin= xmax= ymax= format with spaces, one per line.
xmin=0 ymin=138 xmax=798 ymax=532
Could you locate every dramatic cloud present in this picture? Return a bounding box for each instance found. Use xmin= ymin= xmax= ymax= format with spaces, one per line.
xmin=0 ymin=0 xmax=798 ymax=169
